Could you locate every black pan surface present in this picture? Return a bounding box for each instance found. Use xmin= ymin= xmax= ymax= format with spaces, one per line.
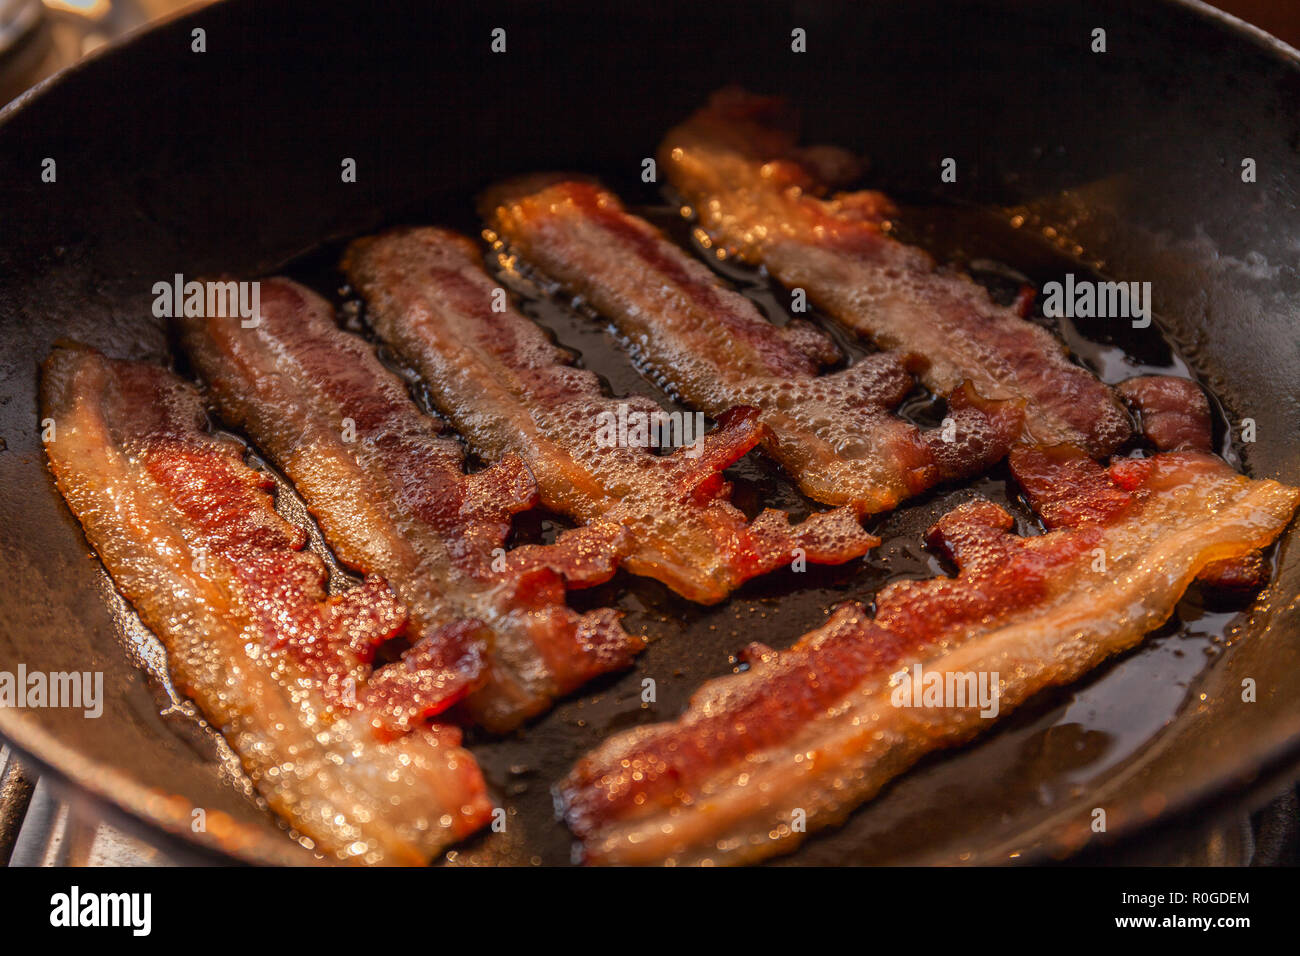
xmin=1 ymin=0 xmax=1298 ymax=865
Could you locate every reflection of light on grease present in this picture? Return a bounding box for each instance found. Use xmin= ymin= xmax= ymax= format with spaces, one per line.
xmin=43 ymin=0 xmax=112 ymax=17
xmin=95 ymin=571 xmax=176 ymax=701
xmin=89 ymin=476 xmax=274 ymax=806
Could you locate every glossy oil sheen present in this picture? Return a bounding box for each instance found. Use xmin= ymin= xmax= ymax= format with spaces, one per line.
xmin=274 ymin=190 xmax=1274 ymax=865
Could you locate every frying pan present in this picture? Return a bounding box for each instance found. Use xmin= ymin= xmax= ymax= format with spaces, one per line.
xmin=1 ymin=0 xmax=1298 ymax=866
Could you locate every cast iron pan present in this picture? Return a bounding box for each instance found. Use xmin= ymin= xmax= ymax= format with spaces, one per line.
xmin=1 ymin=0 xmax=1298 ymax=865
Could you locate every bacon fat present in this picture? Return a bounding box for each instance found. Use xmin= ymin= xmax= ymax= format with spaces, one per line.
xmin=179 ymin=277 xmax=643 ymax=732
xmin=659 ymin=88 xmax=1133 ymax=456
xmin=41 ymin=346 xmax=492 ymax=864
xmin=342 ymin=227 xmax=876 ymax=604
xmin=558 ymin=444 xmax=1299 ymax=865
xmin=482 ymin=176 xmax=1024 ymax=516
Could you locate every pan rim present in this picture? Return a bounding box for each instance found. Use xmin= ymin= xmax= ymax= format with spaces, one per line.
xmin=0 ymin=708 xmax=318 ymax=866
xmin=0 ymin=0 xmax=212 ymax=127
xmin=1173 ymin=0 xmax=1300 ymax=64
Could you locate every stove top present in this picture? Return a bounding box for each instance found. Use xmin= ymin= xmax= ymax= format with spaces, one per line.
xmin=2 ymin=742 xmax=1295 ymax=867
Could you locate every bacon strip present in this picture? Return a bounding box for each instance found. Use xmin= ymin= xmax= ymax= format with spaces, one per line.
xmin=558 ymin=444 xmax=1298 ymax=865
xmin=342 ymin=228 xmax=876 ymax=604
xmin=1117 ymin=376 xmax=1213 ymax=454
xmin=41 ymin=346 xmax=492 ymax=864
xmin=1115 ymin=375 xmax=1265 ymax=591
xmin=659 ymin=88 xmax=1132 ymax=456
xmin=179 ymin=277 xmax=642 ymax=732
xmin=482 ymin=176 xmax=1024 ymax=515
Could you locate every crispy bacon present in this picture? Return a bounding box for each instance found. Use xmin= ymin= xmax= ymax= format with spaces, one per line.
xmin=342 ymin=228 xmax=876 ymax=604
xmin=1117 ymin=375 xmax=1213 ymax=453
xmin=659 ymin=88 xmax=1132 ymax=456
xmin=41 ymin=346 xmax=492 ymax=865
xmin=481 ymin=176 xmax=1024 ymax=515
xmin=558 ymin=444 xmax=1299 ymax=865
xmin=1197 ymin=550 xmax=1269 ymax=591
xmin=1113 ymin=375 xmax=1266 ymax=590
xmin=179 ymin=277 xmax=642 ymax=732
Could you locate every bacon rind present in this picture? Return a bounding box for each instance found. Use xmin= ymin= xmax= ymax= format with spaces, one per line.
xmin=41 ymin=346 xmax=492 ymax=865
xmin=1197 ymin=551 xmax=1270 ymax=590
xmin=659 ymin=87 xmax=1132 ymax=456
xmin=342 ymin=227 xmax=876 ymax=604
xmin=481 ymin=176 xmax=1024 ymax=515
xmin=558 ymin=446 xmax=1298 ymax=865
xmin=179 ymin=277 xmax=642 ymax=732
